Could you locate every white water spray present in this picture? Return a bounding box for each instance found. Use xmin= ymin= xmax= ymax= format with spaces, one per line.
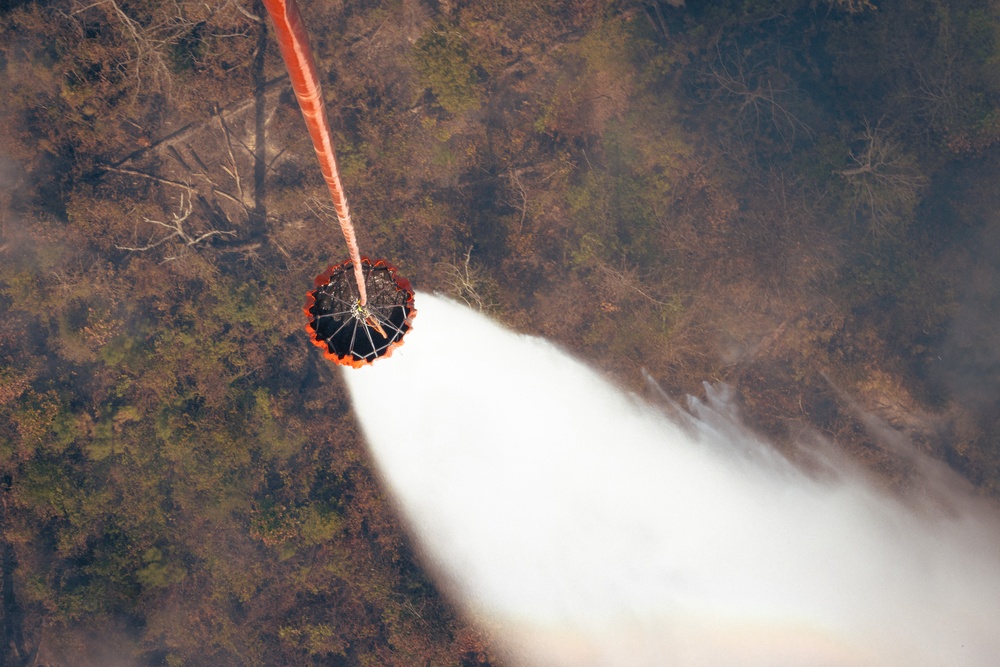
xmin=344 ymin=294 xmax=1000 ymax=667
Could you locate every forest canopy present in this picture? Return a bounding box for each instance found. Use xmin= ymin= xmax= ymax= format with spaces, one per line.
xmin=2 ymin=0 xmax=1000 ymax=664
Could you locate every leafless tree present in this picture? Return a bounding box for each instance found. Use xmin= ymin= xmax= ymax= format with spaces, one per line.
xmin=116 ymin=192 xmax=235 ymax=259
xmin=835 ymin=121 xmax=928 ymax=238
xmin=68 ymin=0 xmax=256 ymax=99
xmin=593 ymin=257 xmax=674 ymax=307
xmin=504 ymin=168 xmax=530 ymax=234
xmin=702 ymin=46 xmax=813 ymax=149
xmin=442 ymin=247 xmax=496 ymax=312
xmin=828 ymin=0 xmax=875 ymax=13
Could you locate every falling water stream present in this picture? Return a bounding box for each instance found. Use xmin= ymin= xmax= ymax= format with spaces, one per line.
xmin=344 ymin=294 xmax=1000 ymax=667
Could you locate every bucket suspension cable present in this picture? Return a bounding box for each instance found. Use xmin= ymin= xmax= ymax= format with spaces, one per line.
xmin=261 ymin=0 xmax=367 ymax=305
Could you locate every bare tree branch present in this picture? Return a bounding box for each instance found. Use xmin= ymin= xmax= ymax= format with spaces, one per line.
xmin=834 ymin=121 xmax=928 ymax=237
xmin=215 ymin=109 xmax=247 ymax=207
xmin=104 ymin=166 xmax=194 ymax=192
xmin=116 ymin=192 xmax=236 ymax=253
xmin=442 ymin=247 xmax=496 ymax=312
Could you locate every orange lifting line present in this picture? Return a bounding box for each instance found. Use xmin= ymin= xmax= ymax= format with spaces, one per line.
xmin=261 ymin=0 xmax=367 ymax=305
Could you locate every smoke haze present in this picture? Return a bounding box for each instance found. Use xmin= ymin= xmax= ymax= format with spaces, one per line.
xmin=344 ymin=294 xmax=1000 ymax=667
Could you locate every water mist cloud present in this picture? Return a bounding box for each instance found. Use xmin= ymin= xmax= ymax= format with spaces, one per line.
xmin=344 ymin=294 xmax=1000 ymax=667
